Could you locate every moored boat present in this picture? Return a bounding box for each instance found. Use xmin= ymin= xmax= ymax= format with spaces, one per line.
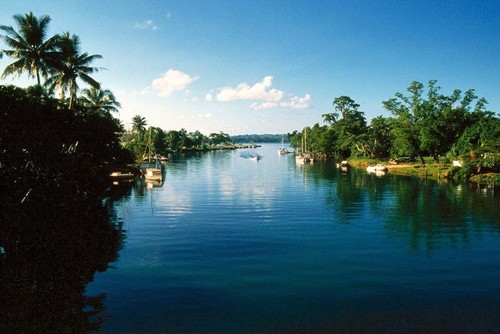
xmin=145 ymin=168 xmax=163 ymax=181
xmin=366 ymin=164 xmax=388 ymax=173
xmin=110 ymin=171 xmax=136 ymax=181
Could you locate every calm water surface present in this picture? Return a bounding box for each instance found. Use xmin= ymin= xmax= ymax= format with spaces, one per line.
xmin=87 ymin=144 xmax=500 ymax=333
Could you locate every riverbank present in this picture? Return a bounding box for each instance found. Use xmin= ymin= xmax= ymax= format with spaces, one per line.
xmin=348 ymin=158 xmax=500 ymax=188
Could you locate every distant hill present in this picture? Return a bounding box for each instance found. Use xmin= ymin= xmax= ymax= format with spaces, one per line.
xmin=231 ymin=134 xmax=287 ymax=143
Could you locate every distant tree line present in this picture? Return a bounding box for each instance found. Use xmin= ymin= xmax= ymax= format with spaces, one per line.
xmin=121 ymin=115 xmax=233 ymax=161
xmin=231 ymin=134 xmax=285 ymax=143
xmin=288 ymin=80 xmax=500 ymax=174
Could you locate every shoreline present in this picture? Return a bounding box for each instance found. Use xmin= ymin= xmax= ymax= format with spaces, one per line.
xmin=348 ymin=158 xmax=499 ymax=188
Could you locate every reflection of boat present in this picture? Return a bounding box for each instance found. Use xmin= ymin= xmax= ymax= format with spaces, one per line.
xmin=146 ymin=179 xmax=163 ymax=188
xmin=366 ymin=164 xmax=388 ymax=173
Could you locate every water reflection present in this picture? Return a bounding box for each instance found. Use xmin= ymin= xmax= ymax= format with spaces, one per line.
xmin=82 ymin=146 xmax=500 ymax=332
xmin=0 ymin=183 xmax=127 ymax=333
xmin=311 ymin=162 xmax=500 ymax=251
xmin=384 ymin=179 xmax=500 ymax=251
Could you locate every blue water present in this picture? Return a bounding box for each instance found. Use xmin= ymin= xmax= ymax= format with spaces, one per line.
xmin=87 ymin=144 xmax=500 ymax=333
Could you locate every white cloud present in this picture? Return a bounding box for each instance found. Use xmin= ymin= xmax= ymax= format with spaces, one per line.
xmin=280 ymin=94 xmax=312 ymax=110
xmin=249 ymin=101 xmax=279 ymax=110
xmin=134 ymin=19 xmax=158 ymax=31
xmin=250 ymin=94 xmax=312 ymax=110
xmin=216 ymin=76 xmax=284 ymax=102
xmin=151 ymin=69 xmax=199 ymax=97
xmin=214 ymin=76 xmax=311 ymax=110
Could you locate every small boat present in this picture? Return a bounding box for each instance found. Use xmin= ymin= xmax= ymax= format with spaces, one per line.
xmin=249 ymin=154 xmax=261 ymax=161
xmin=336 ymin=160 xmax=348 ymax=168
xmin=295 ymin=153 xmax=313 ymax=164
xmin=145 ymin=168 xmax=163 ymax=181
xmin=366 ymin=164 xmax=388 ymax=173
xmin=110 ymin=171 xmax=135 ymax=181
xmin=278 ymin=136 xmax=288 ymax=155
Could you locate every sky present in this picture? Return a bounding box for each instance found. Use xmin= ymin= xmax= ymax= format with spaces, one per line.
xmin=1 ymin=0 xmax=499 ymax=135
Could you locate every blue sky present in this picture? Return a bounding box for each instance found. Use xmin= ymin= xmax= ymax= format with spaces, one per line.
xmin=1 ymin=0 xmax=499 ymax=135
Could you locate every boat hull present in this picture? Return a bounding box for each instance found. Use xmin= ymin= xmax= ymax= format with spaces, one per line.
xmin=145 ymin=168 xmax=163 ymax=181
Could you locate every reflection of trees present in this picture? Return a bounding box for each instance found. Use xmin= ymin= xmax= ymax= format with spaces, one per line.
xmin=384 ymin=179 xmax=500 ymax=251
xmin=0 ymin=191 xmax=124 ymax=333
xmin=0 ymin=86 xmax=127 ymax=332
xmin=313 ymin=161 xmax=499 ymax=251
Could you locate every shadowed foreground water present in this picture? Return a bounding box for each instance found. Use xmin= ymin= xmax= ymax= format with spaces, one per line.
xmin=85 ymin=144 xmax=500 ymax=333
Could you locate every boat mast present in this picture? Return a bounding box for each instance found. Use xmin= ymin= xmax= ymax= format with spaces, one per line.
xmin=148 ymin=127 xmax=152 ymax=163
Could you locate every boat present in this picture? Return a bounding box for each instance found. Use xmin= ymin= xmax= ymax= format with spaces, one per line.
xmin=278 ymin=136 xmax=288 ymax=155
xmin=366 ymin=164 xmax=388 ymax=173
xmin=145 ymin=168 xmax=162 ymax=181
xmin=295 ymin=128 xmax=313 ymax=164
xmin=110 ymin=171 xmax=135 ymax=181
xmin=142 ymin=127 xmax=163 ymax=181
xmin=248 ymin=152 xmax=262 ymax=161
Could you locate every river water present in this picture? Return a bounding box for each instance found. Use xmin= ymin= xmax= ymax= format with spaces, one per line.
xmin=86 ymin=143 xmax=500 ymax=333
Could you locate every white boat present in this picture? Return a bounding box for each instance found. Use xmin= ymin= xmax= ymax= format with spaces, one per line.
xmin=278 ymin=136 xmax=288 ymax=155
xmin=295 ymin=128 xmax=313 ymax=164
xmin=145 ymin=167 xmax=163 ymax=181
xmin=336 ymin=160 xmax=348 ymax=168
xmin=110 ymin=171 xmax=135 ymax=181
xmin=366 ymin=164 xmax=388 ymax=173
xmin=249 ymin=153 xmax=261 ymax=161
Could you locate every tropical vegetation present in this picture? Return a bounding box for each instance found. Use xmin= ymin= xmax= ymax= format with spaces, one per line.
xmin=288 ymin=81 xmax=500 ymax=182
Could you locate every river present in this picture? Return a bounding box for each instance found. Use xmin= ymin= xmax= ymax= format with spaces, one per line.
xmin=86 ymin=143 xmax=500 ymax=333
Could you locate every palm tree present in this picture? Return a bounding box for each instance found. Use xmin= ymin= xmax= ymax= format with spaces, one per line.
xmin=80 ymin=87 xmax=121 ymax=115
xmin=0 ymin=12 xmax=59 ymax=87
xmin=132 ymin=115 xmax=147 ymax=133
xmin=45 ymin=32 xmax=102 ymax=109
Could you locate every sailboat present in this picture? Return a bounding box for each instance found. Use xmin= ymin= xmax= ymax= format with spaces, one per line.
xmin=295 ymin=128 xmax=313 ymax=164
xmin=142 ymin=127 xmax=163 ymax=181
xmin=278 ymin=135 xmax=287 ymax=155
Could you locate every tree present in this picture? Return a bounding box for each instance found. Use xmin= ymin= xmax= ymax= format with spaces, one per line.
xmin=0 ymin=12 xmax=59 ymax=87
xmin=209 ymin=131 xmax=231 ymax=146
xmin=165 ymin=130 xmax=183 ymax=152
xmin=45 ymin=32 xmax=102 ymax=109
xmin=383 ymin=80 xmax=489 ymax=165
xmin=366 ymin=116 xmax=393 ymax=158
xmin=80 ymin=87 xmax=121 ymax=116
xmin=132 ymin=115 xmax=147 ymax=134
xmin=384 ymin=81 xmax=434 ymax=165
xmin=330 ymin=96 xmax=367 ymax=158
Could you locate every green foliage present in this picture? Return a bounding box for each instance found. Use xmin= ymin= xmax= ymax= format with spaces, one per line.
xmin=0 ymin=12 xmax=60 ymax=86
xmin=231 ymin=133 xmax=284 ymax=143
xmin=382 ymin=80 xmax=490 ymax=165
xmin=0 ymin=84 xmax=126 ymax=333
xmin=209 ymin=131 xmax=232 ymax=146
xmin=0 ymin=85 xmax=133 ymax=204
